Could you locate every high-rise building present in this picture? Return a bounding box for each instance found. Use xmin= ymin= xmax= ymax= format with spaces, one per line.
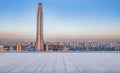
xmin=35 ymin=3 xmax=44 ymax=51
xmin=16 ymin=43 xmax=26 ymax=52
xmin=16 ymin=44 xmax=22 ymax=52
xmin=0 ymin=45 xmax=6 ymax=52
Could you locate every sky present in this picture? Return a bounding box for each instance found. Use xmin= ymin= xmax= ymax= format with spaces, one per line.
xmin=0 ymin=0 xmax=120 ymax=40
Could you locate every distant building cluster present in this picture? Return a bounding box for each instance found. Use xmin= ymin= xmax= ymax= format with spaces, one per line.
xmin=65 ymin=41 xmax=120 ymax=51
xmin=0 ymin=40 xmax=120 ymax=52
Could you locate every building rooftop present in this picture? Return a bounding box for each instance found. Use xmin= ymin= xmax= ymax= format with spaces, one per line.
xmin=0 ymin=53 xmax=120 ymax=73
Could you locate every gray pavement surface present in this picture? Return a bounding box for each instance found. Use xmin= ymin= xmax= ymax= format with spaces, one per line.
xmin=0 ymin=53 xmax=120 ymax=73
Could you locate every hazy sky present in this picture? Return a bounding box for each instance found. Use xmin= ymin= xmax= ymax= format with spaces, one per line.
xmin=0 ymin=0 xmax=120 ymax=40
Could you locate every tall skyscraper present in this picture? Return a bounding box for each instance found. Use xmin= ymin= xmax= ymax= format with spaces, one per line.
xmin=35 ymin=3 xmax=44 ymax=51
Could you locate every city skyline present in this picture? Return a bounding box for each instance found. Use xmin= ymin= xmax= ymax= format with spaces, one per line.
xmin=0 ymin=0 xmax=120 ymax=40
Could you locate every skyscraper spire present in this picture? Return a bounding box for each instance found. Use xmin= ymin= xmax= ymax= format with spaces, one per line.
xmin=36 ymin=3 xmax=44 ymax=51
